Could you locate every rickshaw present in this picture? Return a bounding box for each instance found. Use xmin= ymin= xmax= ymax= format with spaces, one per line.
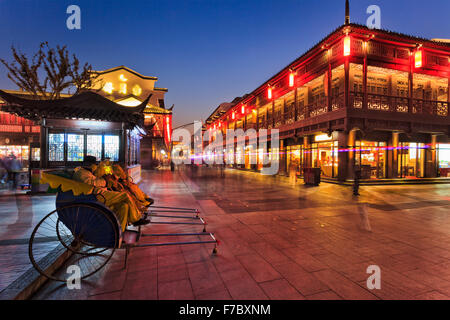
xmin=28 ymin=171 xmax=218 ymax=282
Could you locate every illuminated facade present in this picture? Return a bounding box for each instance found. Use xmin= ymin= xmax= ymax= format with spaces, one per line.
xmin=93 ymin=66 xmax=172 ymax=169
xmin=0 ymin=66 xmax=172 ymax=173
xmin=205 ymin=24 xmax=450 ymax=182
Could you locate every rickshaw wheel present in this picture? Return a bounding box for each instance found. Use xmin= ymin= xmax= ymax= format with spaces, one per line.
xmin=29 ymin=204 xmax=118 ymax=282
xmin=56 ymin=219 xmax=109 ymax=256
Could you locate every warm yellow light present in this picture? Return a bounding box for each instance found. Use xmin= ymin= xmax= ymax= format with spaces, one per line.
xmin=103 ymin=82 xmax=114 ymax=94
xmin=119 ymin=83 xmax=127 ymax=95
xmin=268 ymin=87 xmax=272 ymax=99
xmin=344 ymin=36 xmax=351 ymax=57
xmin=415 ymin=50 xmax=423 ymax=68
xmin=132 ymin=84 xmax=142 ymax=96
xmin=252 ymin=109 xmax=257 ymax=114
xmin=289 ymin=73 xmax=295 ymax=87
xmin=315 ymin=134 xmax=332 ymax=142
xmin=119 ymin=74 xmax=128 ymax=82
xmin=241 ymin=105 xmax=245 ymax=114
xmin=116 ymin=97 xmax=142 ymax=107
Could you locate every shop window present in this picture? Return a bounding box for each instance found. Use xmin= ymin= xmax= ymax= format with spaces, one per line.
xmin=104 ymin=135 xmax=120 ymax=161
xmin=355 ymin=141 xmax=387 ymax=179
xmin=87 ymin=135 xmax=102 ymax=161
xmin=49 ymin=133 xmax=65 ymax=162
xmin=438 ymin=144 xmax=450 ymax=177
xmin=67 ymin=134 xmax=84 ymax=162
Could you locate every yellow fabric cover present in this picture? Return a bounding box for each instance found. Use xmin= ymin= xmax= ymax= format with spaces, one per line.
xmin=40 ymin=171 xmax=94 ymax=196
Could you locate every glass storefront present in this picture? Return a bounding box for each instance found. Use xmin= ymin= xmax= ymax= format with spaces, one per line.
xmin=310 ymin=141 xmax=338 ymax=178
xmin=0 ymin=145 xmax=29 ymax=168
xmin=286 ymin=145 xmax=303 ymax=176
xmin=354 ymin=141 xmax=387 ymax=179
xmin=438 ymin=144 xmax=450 ymax=177
xmin=397 ymin=142 xmax=426 ymax=178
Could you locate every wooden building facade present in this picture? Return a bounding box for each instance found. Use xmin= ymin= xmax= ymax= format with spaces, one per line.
xmin=204 ymin=24 xmax=450 ymax=182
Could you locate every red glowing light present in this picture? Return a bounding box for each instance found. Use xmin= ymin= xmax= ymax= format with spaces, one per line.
xmin=415 ymin=50 xmax=423 ymax=68
xmin=343 ymin=36 xmax=351 ymax=57
xmin=232 ymin=112 xmax=235 ymax=120
xmin=289 ymin=73 xmax=295 ymax=87
xmin=241 ymin=105 xmax=245 ymax=114
xmin=268 ymin=87 xmax=272 ymax=99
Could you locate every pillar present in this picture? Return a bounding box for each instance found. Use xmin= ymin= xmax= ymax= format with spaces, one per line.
xmin=39 ymin=118 xmax=48 ymax=169
xmin=279 ymin=139 xmax=286 ymax=175
xmin=387 ymin=132 xmax=400 ymax=178
xmin=425 ymin=134 xmax=437 ymax=178
xmin=345 ymin=130 xmax=356 ymax=180
xmin=303 ymin=135 xmax=311 ymax=169
xmin=337 ymin=131 xmax=350 ymax=182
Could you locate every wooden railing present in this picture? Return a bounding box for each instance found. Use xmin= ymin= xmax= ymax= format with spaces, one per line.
xmin=350 ymin=92 xmax=448 ymax=117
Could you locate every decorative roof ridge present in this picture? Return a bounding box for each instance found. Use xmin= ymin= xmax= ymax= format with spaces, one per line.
xmin=93 ymin=65 xmax=158 ymax=80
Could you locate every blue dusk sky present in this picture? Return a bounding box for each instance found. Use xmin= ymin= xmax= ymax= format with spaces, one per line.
xmin=0 ymin=0 xmax=449 ymax=127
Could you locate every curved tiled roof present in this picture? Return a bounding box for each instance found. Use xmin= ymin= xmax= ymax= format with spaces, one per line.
xmin=0 ymin=90 xmax=151 ymax=128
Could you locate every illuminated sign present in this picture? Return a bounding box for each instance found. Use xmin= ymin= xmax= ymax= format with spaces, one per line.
xmin=103 ymin=82 xmax=114 ymax=94
xmin=132 ymin=84 xmax=142 ymax=96
xmin=315 ymin=134 xmax=332 ymax=142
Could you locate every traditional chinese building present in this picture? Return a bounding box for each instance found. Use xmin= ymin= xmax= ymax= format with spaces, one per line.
xmin=0 ymin=66 xmax=172 ymax=175
xmin=0 ymin=89 xmax=150 ymax=190
xmin=205 ymin=9 xmax=450 ymax=182
xmin=92 ymin=66 xmax=172 ymax=169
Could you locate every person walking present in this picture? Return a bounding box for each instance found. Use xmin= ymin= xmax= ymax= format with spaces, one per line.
xmin=353 ymin=167 xmax=361 ymax=196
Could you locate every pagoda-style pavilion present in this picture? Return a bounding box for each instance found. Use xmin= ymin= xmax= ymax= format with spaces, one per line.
xmin=0 ymin=89 xmax=150 ymax=190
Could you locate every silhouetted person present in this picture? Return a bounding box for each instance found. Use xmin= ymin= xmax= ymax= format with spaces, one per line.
xmin=353 ymin=168 xmax=361 ymax=196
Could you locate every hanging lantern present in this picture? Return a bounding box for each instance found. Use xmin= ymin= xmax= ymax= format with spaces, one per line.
xmin=415 ymin=49 xmax=423 ymax=68
xmin=232 ymin=112 xmax=235 ymax=120
xmin=241 ymin=105 xmax=245 ymax=114
xmin=268 ymin=87 xmax=273 ymax=100
xmin=289 ymin=72 xmax=295 ymax=87
xmin=343 ymin=35 xmax=351 ymax=57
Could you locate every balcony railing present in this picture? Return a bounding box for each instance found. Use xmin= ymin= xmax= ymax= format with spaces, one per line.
xmin=412 ymin=98 xmax=448 ymax=116
xmin=350 ymin=92 xmax=448 ymax=117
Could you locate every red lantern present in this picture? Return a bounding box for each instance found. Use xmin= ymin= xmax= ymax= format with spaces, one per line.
xmin=289 ymin=72 xmax=295 ymax=87
xmin=343 ymin=36 xmax=351 ymax=57
xmin=232 ymin=112 xmax=235 ymax=120
xmin=268 ymin=87 xmax=273 ymax=100
xmin=241 ymin=105 xmax=245 ymax=114
xmin=415 ymin=49 xmax=423 ymax=68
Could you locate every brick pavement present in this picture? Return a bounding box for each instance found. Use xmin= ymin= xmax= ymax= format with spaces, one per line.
xmin=1 ymin=167 xmax=449 ymax=300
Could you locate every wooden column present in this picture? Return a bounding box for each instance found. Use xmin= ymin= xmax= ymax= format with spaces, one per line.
xmin=294 ymin=88 xmax=298 ymax=121
xmin=408 ymin=50 xmax=414 ymax=113
xmin=363 ymin=42 xmax=368 ymax=110
xmin=390 ymin=132 xmax=400 ymax=178
xmin=426 ymin=134 xmax=438 ymax=178
xmin=344 ymin=57 xmax=350 ymax=109
xmin=272 ymin=100 xmax=275 ymax=127
xmin=39 ymin=118 xmax=48 ymax=169
xmin=339 ymin=130 xmax=351 ymax=182
xmin=327 ymin=52 xmax=332 ymax=112
xmin=303 ymin=135 xmax=311 ymax=168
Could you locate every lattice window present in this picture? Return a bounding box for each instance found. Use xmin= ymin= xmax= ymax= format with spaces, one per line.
xmin=87 ymin=135 xmax=102 ymax=161
xmin=104 ymin=135 xmax=119 ymax=161
xmin=49 ymin=133 xmax=65 ymax=162
xmin=67 ymin=134 xmax=84 ymax=162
